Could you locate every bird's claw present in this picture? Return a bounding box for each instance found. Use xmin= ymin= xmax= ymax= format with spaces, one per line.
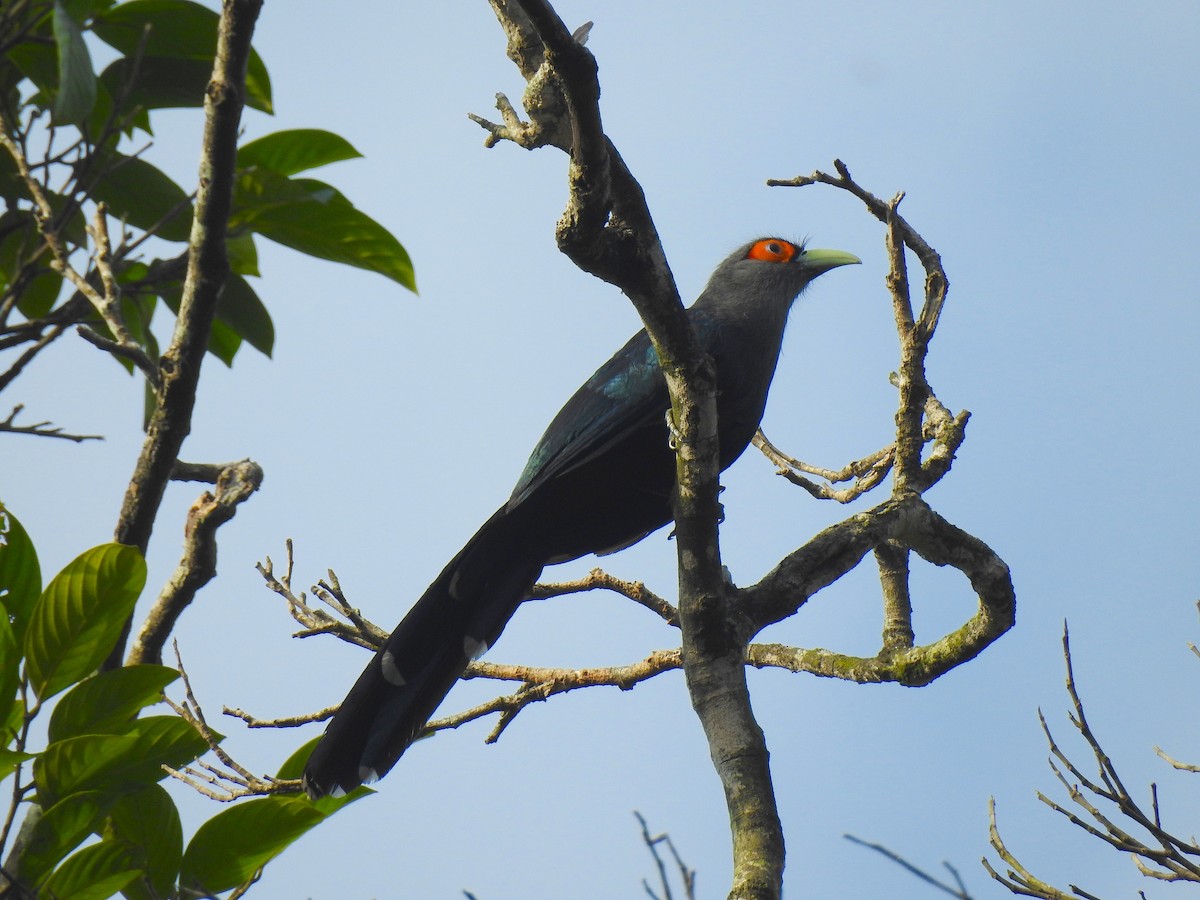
xmin=665 ymin=409 xmax=682 ymax=450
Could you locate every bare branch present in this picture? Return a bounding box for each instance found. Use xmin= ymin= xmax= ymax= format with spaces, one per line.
xmin=231 ymin=647 xmax=681 ymax=758
xmin=86 ymin=203 xmax=152 ymax=366
xmin=741 ymin=495 xmax=1014 ymax=679
xmin=844 ymin=834 xmax=974 ymax=899
xmin=224 ymin=705 xmax=337 ymax=729
xmin=0 ymin=404 xmax=102 ymax=442
xmin=127 ymin=460 xmax=263 ymax=666
xmin=431 ymin=648 xmax=682 ymax=744
xmin=256 ymin=546 xmax=389 ymax=651
xmin=769 ymin=161 xmax=961 ymax=496
xmin=769 ymin=159 xmax=943 ymax=283
xmin=985 ymin=627 xmax=1200 ymax=896
xmin=984 ymin=798 xmax=1081 ymax=899
xmin=75 ymin=325 xmax=160 ymax=385
xmin=480 ymin=8 xmax=783 ymax=893
xmin=1154 ymin=747 xmax=1200 ymax=774
xmin=171 ymin=459 xmax=252 ymax=483
xmin=0 ymin=321 xmax=69 ymax=393
xmin=164 ymin=641 xmax=300 ymax=800
xmin=753 ymin=429 xmax=893 ymax=503
xmin=636 ymin=810 xmax=697 ymax=900
xmin=530 ymin=567 xmax=678 ymax=626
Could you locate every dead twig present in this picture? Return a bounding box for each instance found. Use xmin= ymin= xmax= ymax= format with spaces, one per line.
xmin=0 ymin=404 xmax=102 ymax=442
xmin=985 ymin=625 xmax=1200 ymax=896
xmin=163 ymin=641 xmax=299 ymax=800
xmin=844 ymin=834 xmax=973 ymax=899
xmin=636 ymin=810 xmax=697 ymax=900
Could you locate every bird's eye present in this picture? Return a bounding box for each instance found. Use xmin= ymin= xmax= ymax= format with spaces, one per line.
xmin=746 ymin=239 xmax=798 ymax=263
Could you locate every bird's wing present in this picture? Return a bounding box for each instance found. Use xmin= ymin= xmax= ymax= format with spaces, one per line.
xmin=508 ymin=327 xmax=669 ymax=508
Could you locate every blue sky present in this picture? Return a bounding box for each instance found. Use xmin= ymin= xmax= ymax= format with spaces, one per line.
xmin=6 ymin=1 xmax=1200 ymax=896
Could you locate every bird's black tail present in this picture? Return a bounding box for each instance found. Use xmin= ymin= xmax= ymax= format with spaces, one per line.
xmin=302 ymin=504 xmax=543 ymax=798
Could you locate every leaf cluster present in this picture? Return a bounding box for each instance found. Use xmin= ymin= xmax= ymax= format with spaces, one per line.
xmin=0 ymin=505 xmax=364 ymax=899
xmin=1 ymin=0 xmax=413 ymax=394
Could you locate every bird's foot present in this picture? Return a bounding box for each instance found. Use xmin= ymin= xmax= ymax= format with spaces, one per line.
xmin=664 ymin=408 xmax=682 ymax=450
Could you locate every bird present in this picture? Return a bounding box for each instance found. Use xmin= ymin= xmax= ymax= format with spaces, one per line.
xmin=302 ymin=237 xmax=859 ymax=798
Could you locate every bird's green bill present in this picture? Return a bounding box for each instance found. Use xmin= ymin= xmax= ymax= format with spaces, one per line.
xmin=801 ymin=248 xmax=861 ymax=272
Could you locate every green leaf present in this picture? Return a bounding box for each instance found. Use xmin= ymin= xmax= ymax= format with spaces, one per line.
xmin=64 ymin=0 xmax=118 ymax=20
xmin=263 ymin=199 xmax=415 ymax=290
xmin=0 ymin=747 xmax=36 ymax=783
xmin=16 ymin=791 xmax=111 ymax=885
xmin=237 ymin=129 xmax=362 ymax=176
xmin=89 ymin=155 xmax=192 ymax=242
xmin=36 ymin=732 xmax=138 ymax=805
xmin=0 ymin=614 xmax=19 ymax=735
xmin=205 ymin=315 xmax=241 ymax=366
xmin=105 ymin=715 xmax=213 ymax=788
xmin=0 ymin=151 xmax=31 ymax=206
xmin=48 ymin=665 xmax=179 ymax=743
xmin=38 ymin=839 xmax=140 ymax=900
xmin=93 ymin=0 xmax=271 ymax=113
xmin=93 ymin=0 xmax=217 ymax=55
xmin=218 ymin=274 xmax=273 ymax=357
xmin=25 ymin=543 xmax=146 ymax=702
xmin=232 ymin=170 xmax=415 ymax=291
xmin=179 ymin=796 xmax=323 ymax=895
xmin=52 ymin=1 xmax=97 ymax=125
xmin=0 ymin=504 xmax=43 ymax=645
xmin=100 ymin=54 xmax=271 ymax=115
xmin=15 ymin=268 xmax=65 ymax=319
xmin=7 ymin=40 xmax=59 ymax=95
xmin=227 ymin=232 xmax=259 ymax=276
xmin=37 ymin=716 xmax=211 ymax=804
xmin=107 ymin=785 xmax=182 ymax=900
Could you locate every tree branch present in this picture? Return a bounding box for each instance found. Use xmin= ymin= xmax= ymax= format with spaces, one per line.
xmin=433 ymin=648 xmax=682 ymax=744
xmin=107 ymin=0 xmax=265 ymax=668
xmin=477 ymin=7 xmax=776 ymax=894
xmin=530 ymin=567 xmax=678 ymax=626
xmin=126 ymin=460 xmax=263 ymax=666
xmin=985 ymin=626 xmax=1200 ymax=896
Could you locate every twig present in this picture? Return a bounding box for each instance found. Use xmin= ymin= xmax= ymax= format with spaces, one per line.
xmin=163 ymin=641 xmax=298 ymax=800
xmin=256 ymin=546 xmax=387 ymax=651
xmin=636 ymin=811 xmax=696 ymax=900
xmin=530 ymin=568 xmax=678 ymax=626
xmin=75 ymin=325 xmax=160 ymax=384
xmin=844 ymin=834 xmax=973 ymax=899
xmin=983 ymin=798 xmax=1081 ymax=899
xmin=0 ymin=118 xmax=156 ymax=380
xmin=0 ymin=404 xmax=102 ymax=442
xmin=985 ymin=625 xmax=1200 ymax=896
xmin=224 ymin=705 xmax=337 ymax=729
xmin=768 ymin=161 xmax=961 ymax=496
xmin=433 ymin=648 xmax=682 ymax=744
xmin=1154 ymin=747 xmax=1200 ymax=773
xmin=753 ymin=429 xmax=893 ymax=503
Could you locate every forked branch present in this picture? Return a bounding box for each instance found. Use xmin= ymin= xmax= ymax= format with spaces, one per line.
xmin=985 ymin=626 xmax=1200 ymax=896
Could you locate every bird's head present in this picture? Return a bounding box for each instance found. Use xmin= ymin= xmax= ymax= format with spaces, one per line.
xmin=702 ymin=237 xmax=860 ymax=306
